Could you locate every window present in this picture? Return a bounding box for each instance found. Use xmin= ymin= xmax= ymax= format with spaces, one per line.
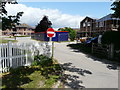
xmin=96 ymin=22 xmax=99 ymax=27
xmin=87 ymin=22 xmax=91 ymax=26
xmin=99 ymin=22 xmax=104 ymax=27
xmin=83 ymin=23 xmax=86 ymax=27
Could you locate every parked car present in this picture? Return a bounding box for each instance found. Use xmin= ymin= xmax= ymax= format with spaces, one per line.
xmin=85 ymin=37 xmax=98 ymax=44
xmin=80 ymin=37 xmax=90 ymax=43
xmin=84 ymin=37 xmax=98 ymax=47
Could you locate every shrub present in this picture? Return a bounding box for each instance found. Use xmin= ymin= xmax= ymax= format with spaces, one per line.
xmin=101 ymin=31 xmax=120 ymax=50
xmin=32 ymin=55 xmax=53 ymax=67
xmin=31 ymin=60 xmax=40 ymax=66
xmin=59 ymin=27 xmax=76 ymax=41
xmin=9 ymin=66 xmax=29 ymax=75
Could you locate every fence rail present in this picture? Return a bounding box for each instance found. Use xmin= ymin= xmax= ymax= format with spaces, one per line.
xmin=92 ymin=43 xmax=120 ymax=60
xmin=92 ymin=43 xmax=110 ymax=58
xmin=0 ymin=41 xmax=52 ymax=73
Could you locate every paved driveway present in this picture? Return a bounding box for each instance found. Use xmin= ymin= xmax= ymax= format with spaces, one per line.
xmin=3 ymin=37 xmax=37 ymax=44
xmin=54 ymin=42 xmax=119 ymax=88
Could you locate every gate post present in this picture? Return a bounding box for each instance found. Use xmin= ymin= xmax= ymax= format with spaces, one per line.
xmin=91 ymin=43 xmax=94 ymax=54
xmin=108 ymin=43 xmax=114 ymax=59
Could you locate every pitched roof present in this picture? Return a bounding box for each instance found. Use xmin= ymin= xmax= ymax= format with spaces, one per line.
xmin=16 ymin=23 xmax=34 ymax=29
xmin=96 ymin=14 xmax=120 ymax=22
xmin=81 ymin=16 xmax=96 ymax=23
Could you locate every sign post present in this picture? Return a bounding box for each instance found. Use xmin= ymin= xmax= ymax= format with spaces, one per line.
xmin=47 ymin=28 xmax=55 ymax=59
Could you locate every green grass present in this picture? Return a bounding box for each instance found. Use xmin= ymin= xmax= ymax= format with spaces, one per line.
xmin=15 ymin=35 xmax=30 ymax=37
xmin=1 ymin=66 xmax=61 ymax=88
xmin=0 ymin=39 xmax=17 ymax=43
xmin=1 ymin=56 xmax=62 ymax=88
xmin=6 ymin=36 xmax=30 ymax=38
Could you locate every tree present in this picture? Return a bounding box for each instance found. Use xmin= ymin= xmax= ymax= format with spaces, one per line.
xmin=102 ymin=1 xmax=120 ymax=50
xmin=35 ymin=16 xmax=52 ymax=32
xmin=111 ymin=1 xmax=120 ymax=30
xmin=0 ymin=0 xmax=18 ymax=15
xmin=2 ymin=12 xmax=23 ymax=30
xmin=59 ymin=27 xmax=76 ymax=41
xmin=0 ymin=0 xmax=23 ymax=31
xmin=101 ymin=31 xmax=120 ymax=50
xmin=111 ymin=1 xmax=120 ymax=18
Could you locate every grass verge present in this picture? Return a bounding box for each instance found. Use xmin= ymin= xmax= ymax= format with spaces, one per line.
xmin=14 ymin=35 xmax=30 ymax=37
xmin=0 ymin=39 xmax=17 ymax=43
xmin=1 ymin=55 xmax=62 ymax=88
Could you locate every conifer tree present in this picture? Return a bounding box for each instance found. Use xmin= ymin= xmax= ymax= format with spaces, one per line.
xmin=35 ymin=16 xmax=52 ymax=32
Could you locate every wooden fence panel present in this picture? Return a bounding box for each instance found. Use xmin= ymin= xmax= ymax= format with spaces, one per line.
xmin=92 ymin=43 xmax=110 ymax=58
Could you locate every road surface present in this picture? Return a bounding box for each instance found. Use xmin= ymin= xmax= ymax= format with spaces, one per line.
xmin=54 ymin=42 xmax=119 ymax=88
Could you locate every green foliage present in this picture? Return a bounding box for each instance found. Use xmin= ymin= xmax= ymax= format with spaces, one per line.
xmin=9 ymin=66 xmax=30 ymax=75
xmin=0 ymin=0 xmax=17 ymax=15
xmin=1 ymin=55 xmax=62 ymax=88
xmin=32 ymin=55 xmax=53 ymax=67
xmin=1 ymin=1 xmax=24 ymax=30
xmin=111 ymin=1 xmax=120 ymax=31
xmin=0 ymin=39 xmax=17 ymax=43
xmin=2 ymin=12 xmax=24 ymax=30
xmin=101 ymin=31 xmax=120 ymax=49
xmin=31 ymin=60 xmax=40 ymax=66
xmin=111 ymin=1 xmax=120 ymax=18
xmin=35 ymin=16 xmax=52 ymax=32
xmin=59 ymin=27 xmax=76 ymax=41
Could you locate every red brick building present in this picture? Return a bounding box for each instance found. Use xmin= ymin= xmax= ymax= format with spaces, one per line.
xmin=96 ymin=14 xmax=120 ymax=34
xmin=80 ymin=14 xmax=120 ymax=37
xmin=80 ymin=16 xmax=96 ymax=37
xmin=2 ymin=23 xmax=34 ymax=36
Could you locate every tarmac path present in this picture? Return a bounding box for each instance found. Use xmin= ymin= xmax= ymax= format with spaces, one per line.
xmin=54 ymin=42 xmax=119 ymax=89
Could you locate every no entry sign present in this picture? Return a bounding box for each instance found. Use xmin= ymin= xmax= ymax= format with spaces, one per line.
xmin=47 ymin=28 xmax=55 ymax=59
xmin=47 ymin=28 xmax=55 ymax=37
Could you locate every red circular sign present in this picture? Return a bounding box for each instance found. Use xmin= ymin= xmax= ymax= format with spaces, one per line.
xmin=47 ymin=28 xmax=55 ymax=37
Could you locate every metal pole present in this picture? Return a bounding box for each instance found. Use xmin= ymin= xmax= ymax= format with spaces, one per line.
xmin=49 ymin=37 xmax=53 ymax=59
xmin=49 ymin=37 xmax=52 ymax=42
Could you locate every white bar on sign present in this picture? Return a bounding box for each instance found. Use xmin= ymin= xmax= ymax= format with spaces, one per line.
xmin=47 ymin=32 xmax=55 ymax=34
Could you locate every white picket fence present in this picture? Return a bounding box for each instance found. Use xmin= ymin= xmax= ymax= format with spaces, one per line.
xmin=0 ymin=41 xmax=52 ymax=73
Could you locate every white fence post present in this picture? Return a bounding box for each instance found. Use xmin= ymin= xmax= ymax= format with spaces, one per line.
xmin=8 ymin=41 xmax=12 ymax=67
xmin=25 ymin=50 xmax=28 ymax=66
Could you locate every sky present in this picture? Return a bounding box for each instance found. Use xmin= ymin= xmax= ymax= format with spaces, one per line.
xmin=5 ymin=1 xmax=114 ymax=29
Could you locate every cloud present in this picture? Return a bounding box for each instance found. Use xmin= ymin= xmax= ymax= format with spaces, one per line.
xmin=18 ymin=0 xmax=114 ymax=2
xmin=5 ymin=3 xmax=85 ymax=28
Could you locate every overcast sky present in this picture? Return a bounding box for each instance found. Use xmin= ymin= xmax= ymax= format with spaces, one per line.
xmin=5 ymin=2 xmax=113 ymax=29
